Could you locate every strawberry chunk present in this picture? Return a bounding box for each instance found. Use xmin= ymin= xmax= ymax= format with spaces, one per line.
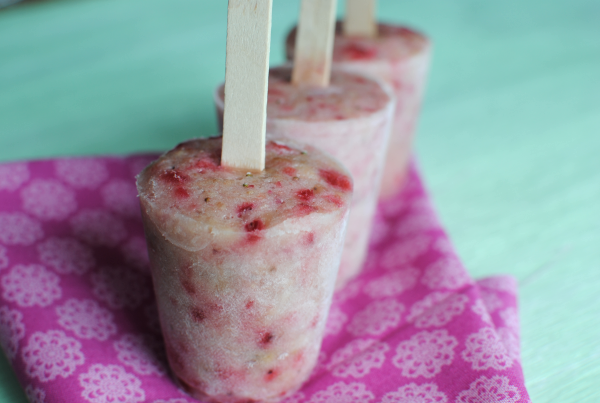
xmin=160 ymin=169 xmax=187 ymax=184
xmin=283 ymin=166 xmax=297 ymax=176
xmin=245 ymin=219 xmax=264 ymax=232
xmin=296 ymin=189 xmax=314 ymax=201
xmin=342 ymin=43 xmax=377 ymax=60
xmin=319 ymin=169 xmax=353 ymax=191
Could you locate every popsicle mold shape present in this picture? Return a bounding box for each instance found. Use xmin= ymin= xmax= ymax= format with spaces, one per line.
xmin=137 ymin=136 xmax=352 ymax=403
xmin=215 ymin=67 xmax=394 ymax=289
xmin=287 ymin=22 xmax=431 ymax=199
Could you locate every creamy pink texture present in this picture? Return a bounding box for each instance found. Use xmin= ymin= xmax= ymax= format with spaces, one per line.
xmin=215 ymin=68 xmax=394 ymax=289
xmin=137 ymin=137 xmax=352 ymax=403
xmin=287 ymin=22 xmax=431 ymax=199
xmin=269 ymin=69 xmax=389 ymax=121
xmin=217 ymin=68 xmax=389 ymax=123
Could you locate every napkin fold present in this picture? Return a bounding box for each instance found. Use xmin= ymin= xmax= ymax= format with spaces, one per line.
xmin=0 ymin=155 xmax=530 ymax=403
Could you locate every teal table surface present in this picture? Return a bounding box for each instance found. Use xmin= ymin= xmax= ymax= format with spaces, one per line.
xmin=1 ymin=0 xmax=599 ymax=402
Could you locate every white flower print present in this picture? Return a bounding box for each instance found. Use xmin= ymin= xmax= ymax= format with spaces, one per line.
xmin=498 ymin=327 xmax=521 ymax=363
xmin=0 ymin=163 xmax=30 ymax=191
xmin=56 ymin=299 xmax=117 ymax=341
xmin=395 ymin=213 xmax=438 ymax=237
xmin=407 ymin=292 xmax=451 ymax=322
xmin=480 ymin=289 xmax=503 ymax=313
xmin=327 ymin=339 xmax=389 ymax=378
xmin=22 ymin=330 xmax=85 ymax=382
xmin=0 ymin=213 xmax=43 ymax=246
xmin=478 ymin=276 xmax=517 ymax=294
xmin=0 ymin=245 xmax=8 ymax=270
xmin=456 ymin=375 xmax=521 ymax=403
xmin=392 ymin=330 xmax=458 ymax=378
xmin=91 ymin=266 xmax=150 ymax=309
xmin=280 ymin=392 xmax=306 ymax=403
xmin=2 ymin=264 xmax=61 ymax=307
xmin=20 ymin=179 xmax=77 ymax=220
xmin=381 ymin=382 xmax=448 ymax=403
xmin=70 ymin=209 xmax=127 ymax=247
xmin=114 ymin=333 xmax=166 ymax=376
xmin=471 ymin=299 xmax=493 ymax=325
xmin=0 ymin=307 xmax=25 ymax=360
xmin=500 ymin=307 xmax=520 ymax=336
xmin=79 ymin=364 xmax=145 ymax=403
xmin=121 ymin=237 xmax=150 ymax=273
xmin=37 ymin=237 xmax=95 ymax=275
xmin=347 ymin=299 xmax=404 ymax=337
xmin=55 ymin=158 xmax=108 ymax=189
xmin=462 ymin=327 xmax=513 ymax=371
xmin=325 ymin=306 xmax=348 ymax=337
xmin=381 ymin=235 xmax=431 ymax=270
xmin=101 ymin=180 xmax=140 ymax=218
xmin=25 ymin=385 xmax=46 ymax=403
xmin=408 ymin=293 xmax=469 ymax=328
xmin=307 ymin=382 xmax=375 ymax=403
xmin=421 ymin=257 xmax=471 ymax=290
xmin=364 ymin=268 xmax=419 ymax=299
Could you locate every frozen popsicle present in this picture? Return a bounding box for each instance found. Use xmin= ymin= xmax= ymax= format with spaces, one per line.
xmin=215 ymin=66 xmax=394 ymax=289
xmin=286 ymin=20 xmax=431 ymax=199
xmin=217 ymin=0 xmax=395 ymax=288
xmin=138 ymin=2 xmax=352 ymax=402
xmin=138 ymin=137 xmax=352 ymax=402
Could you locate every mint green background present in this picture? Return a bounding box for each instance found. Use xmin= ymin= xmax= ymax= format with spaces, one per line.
xmin=1 ymin=0 xmax=599 ymax=402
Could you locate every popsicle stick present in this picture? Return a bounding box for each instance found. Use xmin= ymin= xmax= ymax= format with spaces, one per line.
xmin=344 ymin=0 xmax=378 ymax=38
xmin=291 ymin=0 xmax=337 ymax=87
xmin=221 ymin=0 xmax=273 ymax=172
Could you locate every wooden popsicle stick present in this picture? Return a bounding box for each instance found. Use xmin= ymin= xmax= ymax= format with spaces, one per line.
xmin=221 ymin=0 xmax=273 ymax=172
xmin=291 ymin=0 xmax=337 ymax=87
xmin=344 ymin=0 xmax=378 ymax=38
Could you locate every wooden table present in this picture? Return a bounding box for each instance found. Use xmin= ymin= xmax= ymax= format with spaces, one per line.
xmin=1 ymin=0 xmax=599 ymax=401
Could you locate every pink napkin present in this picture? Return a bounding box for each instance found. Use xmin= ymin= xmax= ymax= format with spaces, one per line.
xmin=0 ymin=155 xmax=530 ymax=403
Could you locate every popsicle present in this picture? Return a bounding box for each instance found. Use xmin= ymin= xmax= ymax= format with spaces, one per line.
xmin=215 ymin=68 xmax=393 ymax=289
xmin=138 ymin=137 xmax=351 ymax=403
xmin=214 ymin=0 xmax=395 ymax=289
xmin=286 ymin=5 xmax=431 ymax=199
xmin=137 ymin=2 xmax=352 ymax=402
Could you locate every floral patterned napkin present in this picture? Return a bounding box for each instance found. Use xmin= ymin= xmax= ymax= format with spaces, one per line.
xmin=0 ymin=155 xmax=530 ymax=403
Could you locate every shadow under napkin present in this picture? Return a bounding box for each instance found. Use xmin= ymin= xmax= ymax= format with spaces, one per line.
xmin=0 ymin=155 xmax=530 ymax=403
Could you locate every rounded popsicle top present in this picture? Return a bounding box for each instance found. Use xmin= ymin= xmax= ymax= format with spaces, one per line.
xmin=216 ymin=66 xmax=392 ymax=122
xmin=137 ymin=136 xmax=353 ymax=251
xmin=286 ymin=22 xmax=429 ymax=63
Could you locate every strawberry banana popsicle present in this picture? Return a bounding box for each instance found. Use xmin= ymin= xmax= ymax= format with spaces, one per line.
xmin=137 ymin=137 xmax=352 ymax=403
xmin=215 ymin=67 xmax=394 ymax=288
xmin=287 ymin=22 xmax=431 ymax=199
